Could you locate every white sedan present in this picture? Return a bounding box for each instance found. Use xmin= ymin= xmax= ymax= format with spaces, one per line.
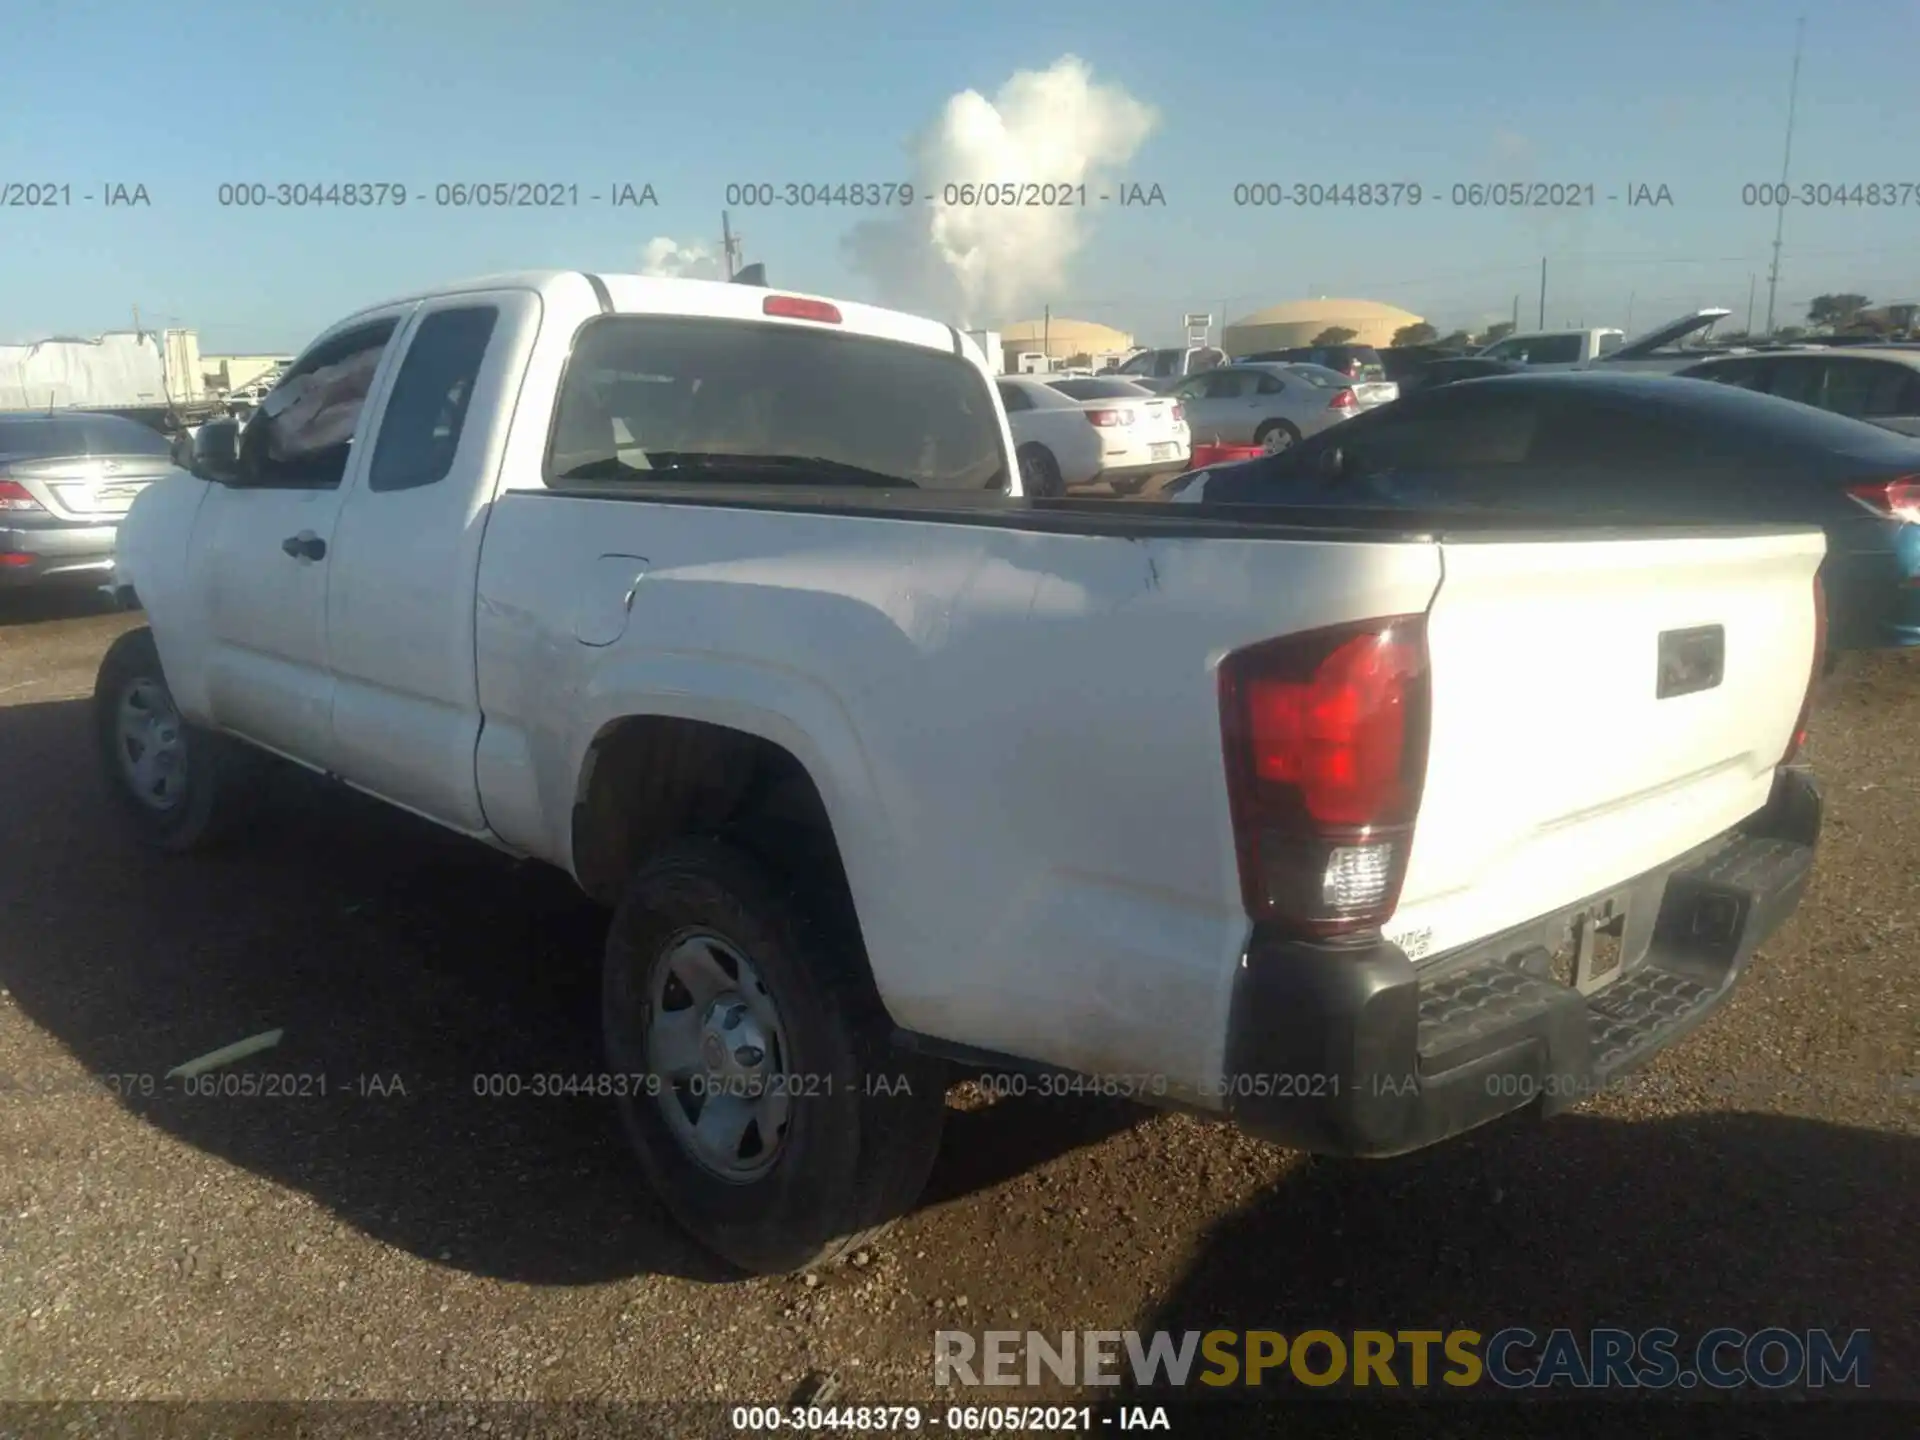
xmin=996 ymin=375 xmax=1190 ymax=497
xmin=1043 ymin=376 xmax=1193 ymax=492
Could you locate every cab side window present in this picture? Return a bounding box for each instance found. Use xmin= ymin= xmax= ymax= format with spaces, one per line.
xmin=237 ymin=318 xmax=399 ymax=489
xmin=367 ymin=307 xmax=500 ymax=493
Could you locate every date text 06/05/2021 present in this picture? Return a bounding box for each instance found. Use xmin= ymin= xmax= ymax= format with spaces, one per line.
xmin=721 ymin=182 xmax=1167 ymax=208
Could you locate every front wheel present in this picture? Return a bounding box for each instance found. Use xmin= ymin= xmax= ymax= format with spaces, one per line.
xmin=603 ymin=838 xmax=948 ymax=1274
xmin=93 ymin=626 xmax=262 ymax=852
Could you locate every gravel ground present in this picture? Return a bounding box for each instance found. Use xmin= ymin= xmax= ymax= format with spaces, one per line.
xmin=0 ymin=587 xmax=1914 ymax=1421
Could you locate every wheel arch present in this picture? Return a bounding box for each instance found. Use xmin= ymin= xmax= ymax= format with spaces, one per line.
xmin=564 ymin=670 xmax=892 ymax=979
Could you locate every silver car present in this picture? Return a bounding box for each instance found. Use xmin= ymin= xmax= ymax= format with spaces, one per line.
xmin=0 ymin=413 xmax=179 ymax=589
xmin=1676 ymin=347 xmax=1920 ymax=438
xmin=1166 ymin=362 xmax=1373 ymax=454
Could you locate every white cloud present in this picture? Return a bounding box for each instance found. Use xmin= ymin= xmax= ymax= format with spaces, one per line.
xmin=639 ymin=237 xmax=722 ymax=280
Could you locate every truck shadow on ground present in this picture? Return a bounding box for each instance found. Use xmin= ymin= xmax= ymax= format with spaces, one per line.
xmin=0 ymin=696 xmax=1138 ymax=1287
xmin=5 ymin=694 xmax=1915 ymax=1345
xmin=1102 ymin=1108 xmax=1917 ymax=1414
xmin=0 ymin=586 xmax=122 ymax=628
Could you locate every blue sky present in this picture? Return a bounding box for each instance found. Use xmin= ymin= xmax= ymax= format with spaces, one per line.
xmin=3 ymin=0 xmax=1916 ymax=352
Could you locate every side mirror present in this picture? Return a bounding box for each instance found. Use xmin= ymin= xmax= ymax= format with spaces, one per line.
xmin=192 ymin=424 xmax=242 ymax=484
xmin=1313 ymin=445 xmax=1345 ymax=479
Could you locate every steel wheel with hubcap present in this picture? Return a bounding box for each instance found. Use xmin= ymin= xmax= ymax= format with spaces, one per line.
xmin=648 ymin=929 xmax=793 ymax=1180
xmin=603 ymin=837 xmax=948 ymax=1274
xmin=113 ymin=677 xmax=190 ymax=812
xmin=94 ymin=626 xmax=262 ymax=851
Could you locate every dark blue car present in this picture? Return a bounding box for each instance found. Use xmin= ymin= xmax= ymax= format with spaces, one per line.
xmin=1175 ymin=372 xmax=1920 ymax=654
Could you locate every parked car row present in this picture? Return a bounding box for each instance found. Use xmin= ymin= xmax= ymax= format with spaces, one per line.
xmin=1172 ymin=370 xmax=1920 ymax=655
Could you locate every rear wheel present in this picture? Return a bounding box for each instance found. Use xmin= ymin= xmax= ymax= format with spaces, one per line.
xmin=1018 ymin=445 xmax=1064 ymax=498
xmin=1255 ymin=420 xmax=1300 ymax=455
xmin=93 ymin=627 xmax=262 ymax=852
xmin=603 ymin=838 xmax=947 ymax=1274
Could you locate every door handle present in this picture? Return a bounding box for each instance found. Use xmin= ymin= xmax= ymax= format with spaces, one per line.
xmin=281 ymin=532 xmax=327 ymax=561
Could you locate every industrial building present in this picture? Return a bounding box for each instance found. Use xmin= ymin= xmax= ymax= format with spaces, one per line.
xmin=201 ymin=352 xmax=295 ymax=395
xmin=1222 ymin=299 xmax=1425 ymax=353
xmin=999 ymin=317 xmax=1135 ymax=371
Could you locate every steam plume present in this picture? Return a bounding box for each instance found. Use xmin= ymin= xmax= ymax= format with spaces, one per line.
xmin=843 ymin=56 xmax=1157 ymax=326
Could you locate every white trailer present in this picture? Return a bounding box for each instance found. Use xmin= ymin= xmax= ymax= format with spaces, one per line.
xmin=0 ymin=328 xmax=208 ymax=411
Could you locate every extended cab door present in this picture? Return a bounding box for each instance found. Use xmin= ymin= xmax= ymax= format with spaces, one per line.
xmin=321 ymin=289 xmax=534 ymax=834
xmin=185 ymin=312 xmax=409 ymax=762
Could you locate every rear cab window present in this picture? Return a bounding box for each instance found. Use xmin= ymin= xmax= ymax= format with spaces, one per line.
xmin=546 ymin=315 xmax=1007 ymax=491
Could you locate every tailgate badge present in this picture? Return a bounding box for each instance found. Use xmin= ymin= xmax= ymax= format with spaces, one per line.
xmin=1657 ymin=625 xmax=1725 ymax=698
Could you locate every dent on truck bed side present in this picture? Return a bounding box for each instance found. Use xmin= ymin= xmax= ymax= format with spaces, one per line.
xmin=472 ymin=490 xmax=1444 ymax=1099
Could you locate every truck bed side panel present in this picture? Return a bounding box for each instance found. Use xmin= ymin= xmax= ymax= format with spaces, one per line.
xmin=473 ymin=496 xmax=1443 ymax=1096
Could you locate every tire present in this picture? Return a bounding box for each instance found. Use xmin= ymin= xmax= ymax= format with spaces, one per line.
xmin=1018 ymin=445 xmax=1065 ymax=498
xmin=1255 ymin=420 xmax=1301 ymax=454
xmin=602 ymin=837 xmax=948 ymax=1274
xmin=93 ymin=626 xmax=263 ymax=852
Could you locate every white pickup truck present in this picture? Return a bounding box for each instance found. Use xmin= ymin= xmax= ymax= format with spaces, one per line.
xmin=1477 ymin=308 xmax=1734 ymax=373
xmin=98 ymin=270 xmax=1828 ymax=1275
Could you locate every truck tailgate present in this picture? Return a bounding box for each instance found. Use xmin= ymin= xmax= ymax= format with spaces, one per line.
xmin=1384 ymin=528 xmax=1824 ymax=961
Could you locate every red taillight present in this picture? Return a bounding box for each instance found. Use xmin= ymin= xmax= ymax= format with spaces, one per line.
xmin=1085 ymin=408 xmax=1132 ymax=427
xmin=1328 ymin=388 xmax=1357 ymax=409
xmin=0 ymin=478 xmax=46 ymax=513
xmin=763 ymin=294 xmax=842 ymax=324
xmin=1219 ymin=617 xmax=1431 ymax=938
xmin=1782 ymin=572 xmax=1827 ymax=764
xmin=1845 ymin=475 xmax=1920 ymax=524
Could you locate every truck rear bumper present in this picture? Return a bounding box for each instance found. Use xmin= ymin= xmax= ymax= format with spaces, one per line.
xmin=1222 ymin=766 xmax=1821 ymax=1157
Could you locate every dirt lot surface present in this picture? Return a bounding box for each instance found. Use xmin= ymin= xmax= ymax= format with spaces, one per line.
xmin=1 ymin=588 xmax=1915 ymax=1422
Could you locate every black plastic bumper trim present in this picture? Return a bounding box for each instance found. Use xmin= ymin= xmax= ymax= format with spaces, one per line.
xmin=1222 ymin=766 xmax=1823 ymax=1157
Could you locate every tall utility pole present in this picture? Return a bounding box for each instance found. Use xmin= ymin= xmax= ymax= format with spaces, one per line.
xmin=1626 ymin=290 xmax=1636 ymax=332
xmin=1043 ymin=305 xmax=1051 ymax=363
xmin=1511 ymin=295 xmax=1520 ymax=333
xmin=1538 ymin=257 xmax=1547 ymax=330
xmin=1764 ymin=17 xmax=1806 ymax=336
xmin=720 ymin=212 xmax=742 ymax=281
xmin=1746 ymin=274 xmax=1757 ymax=334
